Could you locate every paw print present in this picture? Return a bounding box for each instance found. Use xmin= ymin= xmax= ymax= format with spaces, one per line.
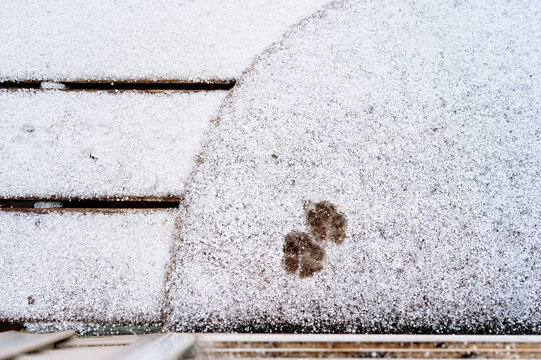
xmin=283 ymin=201 xmax=347 ymax=277
xmin=306 ymin=201 xmax=347 ymax=244
xmin=283 ymin=231 xmax=325 ymax=277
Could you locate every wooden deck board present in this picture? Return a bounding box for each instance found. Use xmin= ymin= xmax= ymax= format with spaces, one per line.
xmin=196 ymin=333 xmax=541 ymax=343
xmin=5 ymin=333 xmax=541 ymax=359
xmin=15 ymin=333 xmax=195 ymax=360
xmin=56 ymin=335 xmax=142 ymax=348
xmin=195 ymin=334 xmax=541 ymax=359
xmin=0 ymin=210 xmax=175 ymax=323
xmin=0 ymin=89 xmax=226 ymax=200
xmin=0 ymin=1 xmax=328 ymax=82
xmin=15 ymin=347 xmax=124 ymax=360
xmin=0 ymin=330 xmax=74 ymax=360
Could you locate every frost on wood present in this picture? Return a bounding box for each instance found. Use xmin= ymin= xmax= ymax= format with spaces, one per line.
xmin=167 ymin=0 xmax=541 ymax=333
xmin=0 ymin=90 xmax=226 ymax=199
xmin=0 ymin=0 xmax=329 ymax=82
xmin=0 ymin=210 xmax=176 ymax=323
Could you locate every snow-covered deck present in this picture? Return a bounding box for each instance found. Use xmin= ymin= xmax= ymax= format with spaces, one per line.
xmin=1 ymin=0 xmax=540 ymax=336
xmin=0 ymin=0 xmax=332 ymax=328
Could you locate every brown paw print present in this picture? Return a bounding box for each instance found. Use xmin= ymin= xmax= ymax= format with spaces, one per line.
xmin=283 ymin=231 xmax=325 ymax=277
xmin=283 ymin=201 xmax=347 ymax=277
xmin=306 ymin=201 xmax=347 ymax=244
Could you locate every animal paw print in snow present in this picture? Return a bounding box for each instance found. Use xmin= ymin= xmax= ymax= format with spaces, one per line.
xmin=283 ymin=201 xmax=347 ymax=277
xmin=283 ymin=231 xmax=325 ymax=278
xmin=306 ymin=201 xmax=347 ymax=244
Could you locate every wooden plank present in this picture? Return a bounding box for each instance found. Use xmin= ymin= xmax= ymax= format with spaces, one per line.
xmin=0 ymin=330 xmax=74 ymax=360
xmin=15 ymin=347 xmax=125 ymax=360
xmin=196 ymin=334 xmax=541 ymax=359
xmin=196 ymin=333 xmax=541 ymax=344
xmin=205 ymin=345 xmax=541 ymax=351
xmin=0 ymin=89 xmax=226 ymax=200
xmin=19 ymin=334 xmax=194 ymax=360
xmin=0 ymin=1 xmax=328 ymax=82
xmin=113 ymin=333 xmax=195 ymax=360
xmin=56 ymin=335 xmax=143 ymax=348
xmin=206 ymin=346 xmax=541 ymax=352
xmin=0 ymin=210 xmax=175 ymax=323
xmin=10 ymin=333 xmax=541 ymax=359
xmin=203 ymin=349 xmax=541 ymax=359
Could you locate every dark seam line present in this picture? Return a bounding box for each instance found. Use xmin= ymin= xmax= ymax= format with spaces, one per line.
xmin=0 ymin=80 xmax=235 ymax=91
xmin=0 ymin=199 xmax=180 ymax=209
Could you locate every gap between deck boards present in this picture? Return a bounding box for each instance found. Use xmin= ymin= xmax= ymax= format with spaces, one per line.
xmin=0 ymin=80 xmax=235 ymax=91
xmin=0 ymin=198 xmax=181 ymax=210
xmin=2 ymin=78 xmax=219 ymax=210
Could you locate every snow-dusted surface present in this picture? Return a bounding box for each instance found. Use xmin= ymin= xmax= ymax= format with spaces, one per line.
xmin=0 ymin=90 xmax=226 ymax=199
xmin=0 ymin=209 xmax=176 ymax=322
xmin=167 ymin=0 xmax=541 ymax=332
xmin=0 ymin=0 xmax=329 ymax=82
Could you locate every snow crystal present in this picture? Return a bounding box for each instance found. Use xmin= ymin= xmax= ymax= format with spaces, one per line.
xmin=34 ymin=202 xmax=63 ymax=209
xmin=0 ymin=0 xmax=329 ymax=82
xmin=40 ymin=82 xmax=67 ymax=90
xmin=167 ymin=0 xmax=541 ymax=333
xmin=0 ymin=209 xmax=176 ymax=323
xmin=0 ymin=90 xmax=226 ymax=199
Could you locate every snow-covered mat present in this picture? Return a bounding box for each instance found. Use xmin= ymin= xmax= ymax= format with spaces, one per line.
xmin=0 ymin=209 xmax=176 ymax=323
xmin=0 ymin=90 xmax=226 ymax=199
xmin=167 ymin=0 xmax=541 ymax=332
xmin=0 ymin=0 xmax=328 ymax=82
